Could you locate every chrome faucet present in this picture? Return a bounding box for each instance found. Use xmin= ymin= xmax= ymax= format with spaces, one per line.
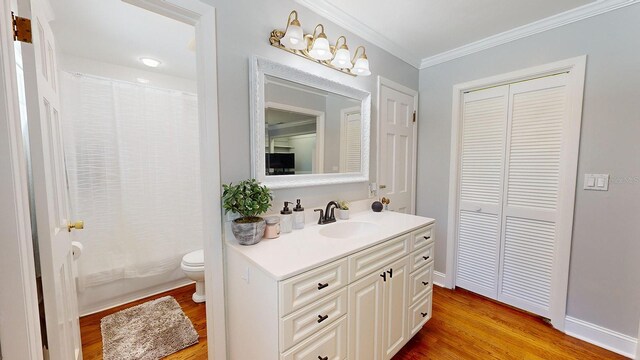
xmin=314 ymin=201 xmax=339 ymax=225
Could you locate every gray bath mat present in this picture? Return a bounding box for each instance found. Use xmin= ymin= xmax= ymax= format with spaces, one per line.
xmin=101 ymin=296 xmax=199 ymax=360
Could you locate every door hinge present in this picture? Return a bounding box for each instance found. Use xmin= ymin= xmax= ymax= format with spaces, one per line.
xmin=412 ymin=110 xmax=416 ymax=123
xmin=12 ymin=12 xmax=32 ymax=43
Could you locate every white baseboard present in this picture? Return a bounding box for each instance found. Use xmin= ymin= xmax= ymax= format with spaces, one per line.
xmin=565 ymin=316 xmax=638 ymax=359
xmin=433 ymin=271 xmax=446 ymax=287
xmin=79 ymin=278 xmax=193 ymax=316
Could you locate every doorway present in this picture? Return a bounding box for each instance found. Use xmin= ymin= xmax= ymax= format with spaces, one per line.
xmin=3 ymin=1 xmax=224 ymax=358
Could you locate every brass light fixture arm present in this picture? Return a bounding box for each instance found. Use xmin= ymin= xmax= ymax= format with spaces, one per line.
xmin=351 ymin=45 xmax=367 ymax=63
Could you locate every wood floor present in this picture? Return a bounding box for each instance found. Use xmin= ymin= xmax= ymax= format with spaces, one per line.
xmin=80 ymin=284 xmax=207 ymax=359
xmin=80 ymin=284 xmax=626 ymax=360
xmin=394 ymin=287 xmax=627 ymax=360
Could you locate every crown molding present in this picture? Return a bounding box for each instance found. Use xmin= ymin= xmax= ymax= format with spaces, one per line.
xmin=419 ymin=0 xmax=639 ymax=68
xmin=294 ymin=0 xmax=421 ymax=68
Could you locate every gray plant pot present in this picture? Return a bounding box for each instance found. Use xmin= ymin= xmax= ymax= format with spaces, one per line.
xmin=231 ymin=217 xmax=266 ymax=246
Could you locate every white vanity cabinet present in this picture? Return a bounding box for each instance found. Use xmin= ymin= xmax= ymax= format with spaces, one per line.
xmin=225 ymin=216 xmax=435 ymax=360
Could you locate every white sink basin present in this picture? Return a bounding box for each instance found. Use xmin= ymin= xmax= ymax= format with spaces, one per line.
xmin=319 ymin=221 xmax=380 ymax=239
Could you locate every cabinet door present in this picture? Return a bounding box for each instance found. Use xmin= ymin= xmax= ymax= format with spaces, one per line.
xmin=381 ymin=256 xmax=410 ymax=359
xmin=348 ymin=268 xmax=385 ymax=360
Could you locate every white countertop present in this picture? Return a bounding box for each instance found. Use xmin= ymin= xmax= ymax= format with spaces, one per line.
xmin=225 ymin=210 xmax=435 ymax=280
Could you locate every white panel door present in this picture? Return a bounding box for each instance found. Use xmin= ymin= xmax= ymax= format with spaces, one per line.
xmin=379 ymin=85 xmax=415 ymax=214
xmin=20 ymin=0 xmax=82 ymax=357
xmin=348 ymin=267 xmax=384 ymax=360
xmin=381 ymin=256 xmax=409 ymax=360
xmin=497 ymin=74 xmax=569 ymax=318
xmin=455 ymin=85 xmax=509 ymax=299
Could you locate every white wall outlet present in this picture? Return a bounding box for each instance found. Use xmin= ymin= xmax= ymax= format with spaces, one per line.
xmin=583 ymin=174 xmax=609 ymax=191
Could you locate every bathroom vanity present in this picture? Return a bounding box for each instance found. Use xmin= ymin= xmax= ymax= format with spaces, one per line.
xmin=225 ymin=210 xmax=435 ymax=360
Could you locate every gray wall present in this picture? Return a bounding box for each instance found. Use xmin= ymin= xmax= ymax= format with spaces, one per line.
xmin=416 ymin=5 xmax=640 ymax=336
xmin=203 ymin=0 xmax=418 ymax=208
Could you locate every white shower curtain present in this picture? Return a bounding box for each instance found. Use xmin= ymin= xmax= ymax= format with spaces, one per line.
xmin=61 ymin=72 xmax=203 ymax=291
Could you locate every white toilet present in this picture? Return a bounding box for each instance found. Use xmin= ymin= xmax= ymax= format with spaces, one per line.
xmin=181 ymin=249 xmax=205 ymax=303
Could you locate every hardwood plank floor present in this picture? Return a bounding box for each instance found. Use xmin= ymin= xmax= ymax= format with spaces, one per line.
xmin=394 ymin=286 xmax=627 ymax=360
xmin=81 ymin=284 xmax=626 ymax=359
xmin=80 ymin=284 xmax=207 ymax=359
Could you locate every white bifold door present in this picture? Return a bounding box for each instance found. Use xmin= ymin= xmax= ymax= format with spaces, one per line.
xmin=456 ymin=73 xmax=572 ymax=318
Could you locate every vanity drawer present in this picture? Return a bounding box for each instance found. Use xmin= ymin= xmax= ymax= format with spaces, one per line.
xmin=281 ymin=315 xmax=348 ymax=360
xmin=409 ymin=241 xmax=434 ymax=272
xmin=409 ymin=262 xmax=433 ymax=304
xmin=348 ymin=234 xmax=410 ymax=282
xmin=280 ymin=287 xmax=348 ymax=351
xmin=411 ymin=225 xmax=434 ymax=251
xmin=408 ymin=291 xmax=433 ymax=337
xmin=280 ymin=258 xmax=348 ymax=316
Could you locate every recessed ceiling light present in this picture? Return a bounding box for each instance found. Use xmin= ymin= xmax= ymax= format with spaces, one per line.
xmin=136 ymin=78 xmax=150 ymax=84
xmin=139 ymin=57 xmax=161 ymax=68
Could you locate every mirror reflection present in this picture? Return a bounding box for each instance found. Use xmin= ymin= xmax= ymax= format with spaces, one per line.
xmin=265 ymin=75 xmax=361 ymax=176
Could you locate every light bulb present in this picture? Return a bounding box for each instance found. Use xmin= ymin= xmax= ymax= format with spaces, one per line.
xmin=308 ymin=36 xmax=332 ymax=60
xmin=352 ymin=57 xmax=371 ymax=76
xmin=331 ymin=47 xmax=352 ymax=69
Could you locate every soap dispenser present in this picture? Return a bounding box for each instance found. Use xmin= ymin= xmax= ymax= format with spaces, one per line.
xmin=280 ymin=201 xmax=293 ymax=233
xmin=292 ymin=199 xmax=305 ymax=230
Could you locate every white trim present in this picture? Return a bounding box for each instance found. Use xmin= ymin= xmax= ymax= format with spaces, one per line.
xmin=0 ymin=1 xmax=44 ymax=358
xmin=432 ymin=271 xmax=446 ymax=288
xmin=266 ymin=76 xmax=329 ymax=98
xmin=296 ymin=0 xmax=638 ymax=70
xmin=376 ymin=76 xmax=419 ymax=214
xmin=445 ymin=56 xmax=587 ymax=330
xmin=124 ymin=2 xmax=226 ymax=359
xmin=565 ymin=316 xmax=638 ymax=359
xmin=636 ymin=319 xmax=640 ymax=359
xmin=265 ymin=101 xmax=325 ymax=173
xmin=251 ymin=56 xmax=371 ymax=189
xmin=294 ymin=0 xmax=420 ymax=68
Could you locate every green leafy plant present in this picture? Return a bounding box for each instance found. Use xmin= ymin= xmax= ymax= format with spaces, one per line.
xmin=222 ymin=179 xmax=273 ymax=223
xmin=338 ymin=200 xmax=349 ymax=210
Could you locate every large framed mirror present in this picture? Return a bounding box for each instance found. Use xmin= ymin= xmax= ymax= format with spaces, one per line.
xmin=250 ymin=57 xmax=371 ymax=189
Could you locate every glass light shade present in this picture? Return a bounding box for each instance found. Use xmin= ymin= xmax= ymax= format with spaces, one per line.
xmin=281 ymin=24 xmax=306 ymax=50
xmin=308 ymin=37 xmax=332 ymax=60
xmin=330 ymin=47 xmax=353 ymax=69
xmin=351 ymin=57 xmax=371 ymax=76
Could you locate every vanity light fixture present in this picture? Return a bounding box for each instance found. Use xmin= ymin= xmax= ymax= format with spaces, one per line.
xmin=269 ymin=10 xmax=371 ymax=76
xmin=140 ymin=57 xmax=161 ymax=68
xmin=330 ymin=36 xmax=352 ymax=69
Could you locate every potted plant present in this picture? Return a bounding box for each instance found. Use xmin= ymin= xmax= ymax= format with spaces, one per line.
xmin=337 ymin=200 xmax=350 ymax=220
xmin=222 ymin=179 xmax=273 ymax=245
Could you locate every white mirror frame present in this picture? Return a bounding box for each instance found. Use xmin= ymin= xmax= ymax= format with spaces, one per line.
xmin=250 ymin=56 xmax=371 ymax=189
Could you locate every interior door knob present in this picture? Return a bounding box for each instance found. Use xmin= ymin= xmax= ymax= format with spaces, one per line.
xmin=67 ymin=220 xmax=84 ymax=232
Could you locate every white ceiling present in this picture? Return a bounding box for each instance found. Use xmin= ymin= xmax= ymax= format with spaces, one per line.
xmin=49 ymin=0 xmax=195 ymax=79
xmin=296 ymin=0 xmax=613 ymax=67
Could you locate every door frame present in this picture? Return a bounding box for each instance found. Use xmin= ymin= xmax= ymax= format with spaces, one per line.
xmin=376 ymin=76 xmax=419 ymax=214
xmin=0 ymin=0 xmax=227 ymax=359
xmin=445 ymin=56 xmax=586 ymax=330
xmin=265 ymin=101 xmax=325 ymax=173
xmin=0 ymin=1 xmax=44 ymax=358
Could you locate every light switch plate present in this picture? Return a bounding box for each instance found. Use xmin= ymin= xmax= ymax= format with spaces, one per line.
xmin=584 ymin=174 xmax=609 ymax=191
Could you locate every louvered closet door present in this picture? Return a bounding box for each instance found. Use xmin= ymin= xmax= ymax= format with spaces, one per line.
xmin=497 ymin=74 xmax=569 ymax=317
xmin=455 ymin=86 xmax=509 ymax=299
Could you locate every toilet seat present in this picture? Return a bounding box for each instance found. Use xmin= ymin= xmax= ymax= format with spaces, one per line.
xmin=182 ymin=249 xmax=204 ymax=267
